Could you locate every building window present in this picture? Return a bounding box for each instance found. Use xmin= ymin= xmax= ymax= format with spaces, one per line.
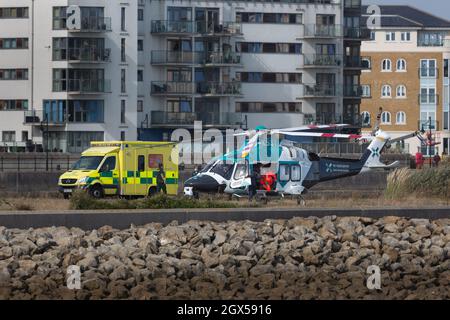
xmin=396 ymin=85 xmax=407 ymax=98
xmin=381 ymin=59 xmax=392 ymax=71
xmin=138 ymin=39 xmax=144 ymax=51
xmin=401 ymin=32 xmax=411 ymax=42
xmin=418 ymin=31 xmax=445 ymax=47
xmin=121 ymin=7 xmax=126 ymax=31
xmin=381 ymin=111 xmax=391 ymax=124
xmin=370 ymin=31 xmax=376 ymax=41
xmin=22 ymin=131 xmax=28 ymax=142
xmin=381 ymin=85 xmax=392 ymax=98
xmin=362 ymin=85 xmax=371 ymax=98
xmin=121 ymin=69 xmax=126 ymax=93
xmin=2 ymin=131 xmax=16 ymax=142
xmin=420 ymin=59 xmax=437 ymax=78
xmin=420 ymin=88 xmax=437 ymax=104
xmin=121 ymin=100 xmax=126 ymax=124
xmin=137 ymin=70 xmax=143 ymax=82
xmin=362 ymin=58 xmax=371 ymax=70
xmin=236 ymin=72 xmax=302 ymax=83
xmin=121 ymin=38 xmax=126 ymax=62
xmin=0 ymin=100 xmax=28 ymax=111
xmin=361 ymin=111 xmax=371 ymax=126
xmin=120 ymin=131 xmax=126 ymax=141
xmin=444 ymin=59 xmax=449 ymax=78
xmin=0 ymin=69 xmax=28 ymax=80
xmin=385 ymin=32 xmax=396 ymax=42
xmin=396 ymin=111 xmax=406 ymax=124
xmin=137 ymin=100 xmax=143 ymax=112
xmin=236 ymin=42 xmax=302 ymax=54
xmin=67 ymin=131 xmax=104 ymax=153
xmin=138 ymin=9 xmax=144 ymax=21
xmin=0 ymin=7 xmax=29 ymax=19
xmin=396 ymin=59 xmax=407 ymax=71
xmin=0 ymin=38 xmax=29 ymax=49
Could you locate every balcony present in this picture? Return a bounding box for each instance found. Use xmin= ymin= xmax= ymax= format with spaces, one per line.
xmin=23 ymin=111 xmax=65 ymax=126
xmin=303 ymin=54 xmax=342 ymax=67
xmin=151 ymin=51 xmax=199 ymax=65
xmin=196 ymin=82 xmax=242 ymax=97
xmin=344 ymin=85 xmax=363 ymax=98
xmin=304 ymin=24 xmax=342 ymax=38
xmin=151 ymin=82 xmax=194 ymax=96
xmin=344 ymin=56 xmax=371 ymax=69
xmin=202 ymin=51 xmax=241 ymax=66
xmin=151 ymin=20 xmax=242 ymax=36
xmin=53 ymin=79 xmax=111 ymax=94
xmin=68 ymin=17 xmax=112 ymax=33
xmin=151 ymin=20 xmax=195 ymax=35
xmin=151 ymin=111 xmax=243 ymax=127
xmin=66 ymin=48 xmax=111 ymax=63
xmin=195 ymin=21 xmax=242 ymax=36
xmin=151 ymin=81 xmax=242 ymax=97
xmin=151 ymin=51 xmax=241 ymax=66
xmin=303 ymin=84 xmax=339 ymax=98
xmin=344 ymin=27 xmax=371 ymax=40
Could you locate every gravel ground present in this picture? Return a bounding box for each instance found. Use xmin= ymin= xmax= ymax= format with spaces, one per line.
xmin=0 ymin=215 xmax=449 ymax=300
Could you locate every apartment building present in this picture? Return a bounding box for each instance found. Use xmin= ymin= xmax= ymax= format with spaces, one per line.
xmin=0 ymin=0 xmax=366 ymax=152
xmin=0 ymin=0 xmax=138 ymax=153
xmin=361 ymin=5 xmax=450 ymax=155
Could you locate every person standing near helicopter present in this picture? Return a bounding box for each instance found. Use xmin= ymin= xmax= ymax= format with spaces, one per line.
xmin=248 ymin=165 xmax=261 ymax=201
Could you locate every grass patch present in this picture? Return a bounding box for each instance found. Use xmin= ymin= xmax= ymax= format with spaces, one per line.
xmin=385 ymin=164 xmax=450 ymax=199
xmin=69 ymin=190 xmax=258 ymax=210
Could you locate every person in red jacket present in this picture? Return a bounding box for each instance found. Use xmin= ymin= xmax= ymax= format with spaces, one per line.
xmin=260 ymin=172 xmax=276 ymax=191
xmin=415 ymin=152 xmax=424 ymax=169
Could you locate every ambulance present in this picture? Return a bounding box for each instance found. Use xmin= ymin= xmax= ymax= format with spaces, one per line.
xmin=58 ymin=141 xmax=179 ymax=199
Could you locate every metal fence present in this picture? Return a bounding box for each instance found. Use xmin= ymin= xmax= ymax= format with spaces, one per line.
xmin=0 ymin=154 xmax=80 ymax=172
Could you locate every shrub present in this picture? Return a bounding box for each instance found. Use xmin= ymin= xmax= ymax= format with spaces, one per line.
xmin=385 ymin=164 xmax=450 ymax=199
xmin=69 ymin=191 xmax=254 ymax=210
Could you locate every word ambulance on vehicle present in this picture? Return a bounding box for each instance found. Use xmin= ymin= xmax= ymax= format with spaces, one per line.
xmin=58 ymin=141 xmax=179 ymax=199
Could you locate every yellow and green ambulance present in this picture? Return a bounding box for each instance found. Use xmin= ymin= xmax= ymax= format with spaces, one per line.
xmin=58 ymin=141 xmax=179 ymax=199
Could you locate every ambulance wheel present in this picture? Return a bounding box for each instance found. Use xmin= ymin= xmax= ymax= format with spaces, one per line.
xmin=148 ymin=187 xmax=157 ymax=197
xmin=89 ymin=185 xmax=104 ymax=199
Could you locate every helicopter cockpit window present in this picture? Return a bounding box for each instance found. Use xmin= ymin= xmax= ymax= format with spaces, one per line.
xmin=279 ymin=165 xmax=290 ymax=181
xmin=234 ymin=162 xmax=248 ymax=180
xmin=210 ymin=161 xmax=234 ymax=180
xmin=200 ymin=160 xmax=216 ymax=173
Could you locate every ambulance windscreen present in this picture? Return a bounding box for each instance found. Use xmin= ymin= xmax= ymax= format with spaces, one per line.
xmin=71 ymin=156 xmax=104 ymax=170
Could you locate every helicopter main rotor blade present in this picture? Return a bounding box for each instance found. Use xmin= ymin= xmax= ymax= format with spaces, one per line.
xmin=278 ymin=131 xmax=362 ymax=139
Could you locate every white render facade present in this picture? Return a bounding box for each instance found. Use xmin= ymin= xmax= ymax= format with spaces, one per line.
xmin=0 ymin=0 xmax=365 ymax=152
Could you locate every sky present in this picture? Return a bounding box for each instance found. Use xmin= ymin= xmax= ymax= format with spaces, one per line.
xmin=362 ymin=0 xmax=450 ymax=21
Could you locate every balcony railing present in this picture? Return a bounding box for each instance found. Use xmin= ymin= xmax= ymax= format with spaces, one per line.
xmin=66 ymin=48 xmax=111 ymax=63
xmin=151 ymin=82 xmax=194 ymax=95
xmin=151 ymin=51 xmax=199 ymax=65
xmin=53 ymin=79 xmax=111 ymax=93
xmin=151 ymin=51 xmax=241 ymax=66
xmin=150 ymin=81 xmax=242 ymax=96
xmin=344 ymin=27 xmax=371 ymax=40
xmin=69 ymin=17 xmax=112 ymax=32
xmin=151 ymin=111 xmax=243 ymax=127
xmin=344 ymin=85 xmax=363 ymax=98
xmin=303 ymin=54 xmax=342 ymax=67
xmin=303 ymin=84 xmax=338 ymax=97
xmin=151 ymin=20 xmax=242 ymax=36
xmin=203 ymin=51 xmax=241 ymax=65
xmin=304 ymin=24 xmax=342 ymax=38
xmin=344 ymin=56 xmax=370 ymax=69
xmin=196 ymin=82 xmax=242 ymax=96
xmin=24 ymin=111 xmax=40 ymax=124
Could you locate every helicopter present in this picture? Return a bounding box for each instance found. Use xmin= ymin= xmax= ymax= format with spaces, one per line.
xmin=183 ymin=122 xmax=410 ymax=203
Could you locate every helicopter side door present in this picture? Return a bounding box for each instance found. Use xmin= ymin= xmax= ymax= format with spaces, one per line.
xmin=228 ymin=161 xmax=251 ymax=191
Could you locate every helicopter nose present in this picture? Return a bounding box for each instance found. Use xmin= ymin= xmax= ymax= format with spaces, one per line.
xmin=184 ymin=175 xmax=220 ymax=192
